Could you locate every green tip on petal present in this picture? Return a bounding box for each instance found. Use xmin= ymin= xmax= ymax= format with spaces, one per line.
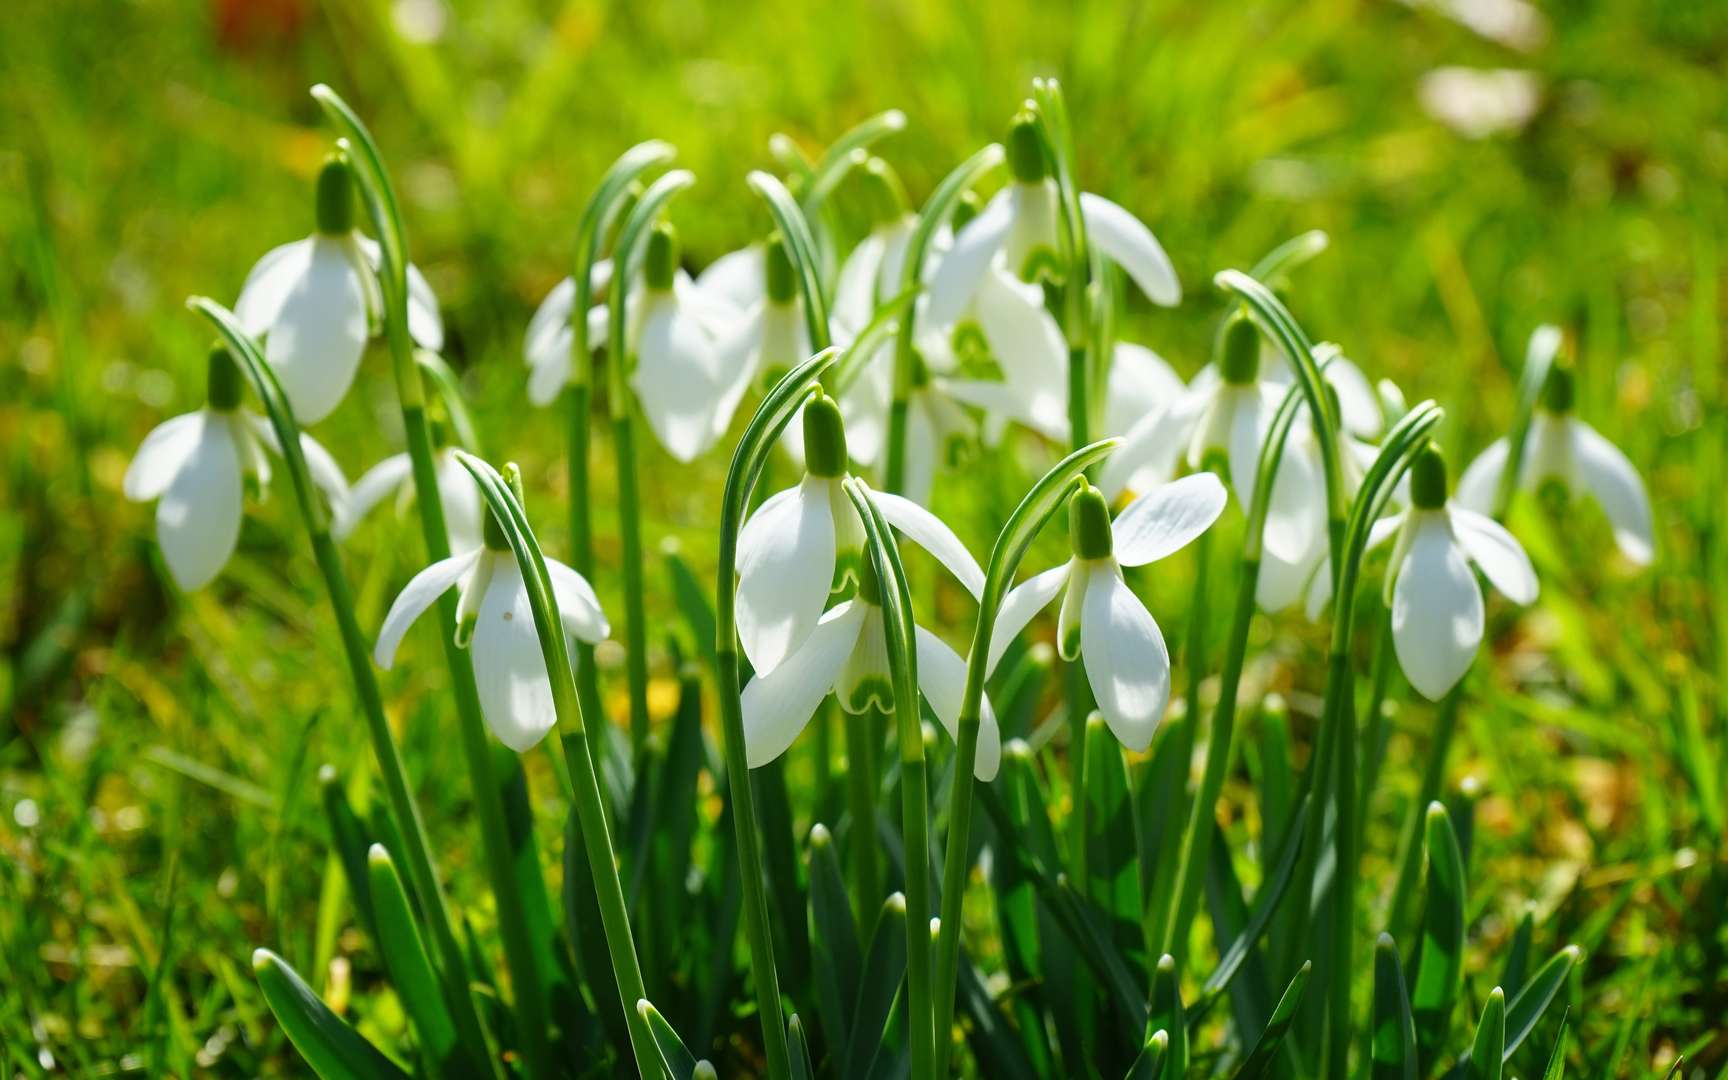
xmin=952 ymin=188 xmax=983 ymax=232
xmin=1541 ymin=359 xmax=1575 ymax=414
xmin=206 ymin=342 xmax=243 ymax=411
xmin=1069 ymin=482 xmax=1114 ymax=560
xmin=803 ymin=392 xmax=848 ymax=478
xmin=314 ymin=152 xmax=355 ymax=235
xmin=765 ymin=232 xmax=796 ymax=304
xmin=1220 ymin=310 xmax=1260 ymax=385
xmin=859 ymin=156 xmax=907 ymax=226
xmin=644 ymin=221 xmax=679 ymax=291
xmin=1409 ymin=442 xmax=1449 ymax=509
xmin=1005 ymin=112 xmax=1048 ymax=183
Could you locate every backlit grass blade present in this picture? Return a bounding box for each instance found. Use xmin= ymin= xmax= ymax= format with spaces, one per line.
xmin=808 ymin=823 xmax=861 ymax=1060
xmin=253 ymin=948 xmax=409 ymax=1080
xmin=1126 ymin=1030 xmax=1169 ymax=1080
xmin=1541 ymin=1009 xmax=1570 ymax=1080
xmin=1411 ymin=803 xmax=1466 ymax=1068
xmin=1501 ymin=947 xmax=1581 ymax=1062
xmin=1147 ymin=955 xmax=1186 ymax=1079
xmin=1372 ymin=934 xmax=1416 ymax=1080
xmin=845 ymin=893 xmax=909 ymax=1080
xmin=1465 ymin=988 xmax=1506 ymax=1080
xmin=1231 ymin=961 xmax=1312 ymax=1080
xmin=788 ymin=1014 xmax=816 ymax=1080
xmin=637 ymin=999 xmax=699 ymax=1080
xmin=365 ymin=846 xmax=457 ymax=1076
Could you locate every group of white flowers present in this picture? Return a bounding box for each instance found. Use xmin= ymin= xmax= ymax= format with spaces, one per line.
xmin=125 ymin=116 xmax=1656 ymax=766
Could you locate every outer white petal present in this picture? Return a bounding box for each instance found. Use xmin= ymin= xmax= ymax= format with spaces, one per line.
xmin=736 ymin=476 xmax=838 ymax=674
xmin=926 ymin=190 xmax=1012 ymax=328
xmin=915 ymin=626 xmax=1000 ymax=781
xmin=872 ymin=491 xmax=984 ymax=599
xmin=943 ymin=377 xmax=1067 ymax=442
xmin=1390 ymin=515 xmax=1484 ymax=701
xmin=1098 ymin=387 xmax=1209 ymax=499
xmin=1103 ymin=342 xmax=1185 ymax=438
xmin=698 ymin=245 xmax=766 ymax=312
xmin=974 ymin=268 xmax=1065 ymax=392
xmin=741 ymin=601 xmax=865 ymax=768
xmin=632 ymin=296 xmax=723 ymax=462
xmin=435 ymin=451 xmax=485 ymax=553
xmin=1256 ymin=544 xmax=1315 ymax=613
xmin=902 ymin=394 xmax=940 ymax=507
xmin=710 ymin=303 xmax=767 ymax=439
xmin=470 ymin=562 xmax=558 ymax=752
xmin=156 ymin=416 xmax=243 ymax=591
xmin=1324 ymin=357 xmax=1382 ymax=439
xmin=525 ymin=276 xmax=575 ymax=367
xmin=236 ymin=238 xmax=312 ymax=335
xmin=546 ymin=557 xmax=611 ymax=642
xmin=338 ymin=453 xmax=413 ymax=539
xmin=265 ymin=235 xmax=370 ymax=423
xmin=1225 ymin=384 xmax=1280 ymax=509
xmin=404 ymin=261 xmax=444 ymax=351
xmin=987 ymin=564 xmax=1069 ymax=673
xmin=1454 ymin=437 xmax=1509 ymax=514
xmin=1112 ymin=472 xmax=1228 ymax=568
xmin=527 ymin=334 xmax=572 ymax=407
xmin=1451 ymin=507 xmax=1538 ymax=604
xmin=296 ymin=430 xmax=350 ymax=509
xmin=1261 ymin=428 xmax=1327 ymax=565
xmin=1570 ymin=419 xmax=1655 ymax=565
xmin=835 ymin=231 xmax=886 ymax=334
xmin=125 ymin=412 xmax=204 ymax=501
xmin=1080 ymin=562 xmax=1171 ymax=752
xmin=1079 ymin=192 xmax=1180 ymax=306
xmin=840 ymin=348 xmax=892 ymax=465
xmin=1304 ymin=554 xmax=1335 ymax=622
xmin=373 ymin=548 xmax=482 ymax=668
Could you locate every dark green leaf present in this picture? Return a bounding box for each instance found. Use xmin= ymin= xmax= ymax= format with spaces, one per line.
xmin=365 ymin=847 xmax=457 ymax=1075
xmin=1147 ymin=955 xmax=1186 ymax=1079
xmin=1411 ymin=803 xmax=1466 ymax=1069
xmin=1125 ymin=1030 xmax=1169 ymax=1080
xmin=846 ymin=893 xmax=909 ymax=1080
xmin=809 ymin=822 xmax=862 ymax=1062
xmin=1502 ymin=947 xmax=1580 ymax=1062
xmin=638 ymin=999 xmax=700 ymax=1080
xmin=1232 ymin=961 xmax=1311 ymax=1080
xmin=1541 ymin=1010 xmax=1569 ymax=1080
xmin=253 ymin=948 xmax=408 ymax=1079
xmin=1465 ymin=989 xmax=1505 ymax=1080
xmin=789 ymin=1013 xmax=816 ymax=1080
xmin=1372 ymin=934 xmax=1416 ymax=1080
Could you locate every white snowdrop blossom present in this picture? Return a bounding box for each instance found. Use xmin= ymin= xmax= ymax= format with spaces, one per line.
xmin=834 ymin=159 xmax=919 ymax=336
xmin=522 ymin=257 xmax=611 ymax=407
xmin=1419 ymin=67 xmax=1541 ymax=140
xmin=373 ymin=503 xmax=609 ymax=752
xmin=125 ymin=347 xmax=347 ymax=591
xmin=841 ymin=336 xmax=979 ymax=506
xmin=235 ymin=155 xmax=443 ymax=423
xmin=1454 ymin=365 xmax=1654 ymax=566
xmin=988 ymin=474 xmax=1227 ymax=751
xmin=741 ymin=562 xmax=1001 ymax=781
xmin=337 ymin=442 xmax=483 ymax=554
xmin=1374 ymin=445 xmax=1538 ymax=700
xmin=735 ymin=394 xmax=985 ymax=676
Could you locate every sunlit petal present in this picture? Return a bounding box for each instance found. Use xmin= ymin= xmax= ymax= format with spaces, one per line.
xmin=1080 ymin=562 xmax=1171 ymax=752
xmin=374 ymin=548 xmax=482 ymax=668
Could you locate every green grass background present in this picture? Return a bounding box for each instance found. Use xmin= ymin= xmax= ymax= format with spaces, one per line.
xmin=3 ymin=0 xmax=1726 ymax=1073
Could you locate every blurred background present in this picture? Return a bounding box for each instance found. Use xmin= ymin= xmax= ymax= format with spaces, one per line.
xmin=3 ymin=0 xmax=1725 ymax=1073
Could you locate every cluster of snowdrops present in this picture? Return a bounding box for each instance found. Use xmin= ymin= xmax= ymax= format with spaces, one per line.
xmin=122 ymin=80 xmax=1652 ymax=1078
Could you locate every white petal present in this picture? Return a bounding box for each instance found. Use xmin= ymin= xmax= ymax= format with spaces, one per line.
xmin=435 ymin=451 xmax=485 ymax=553
xmin=1570 ymin=419 xmax=1655 ymax=565
xmin=236 ymin=238 xmax=312 ymax=335
xmin=1324 ymin=357 xmax=1382 ymax=439
xmin=632 ymin=296 xmax=723 ymax=463
xmin=915 ymin=626 xmax=999 ymax=781
xmin=1103 ymin=342 xmax=1185 ymax=438
xmin=926 ymin=190 xmax=1012 ymax=328
xmin=987 ymin=564 xmax=1068 ymax=674
xmin=526 ymin=330 xmax=572 ymax=407
xmin=1057 ymin=558 xmax=1090 ymax=661
xmin=338 ymin=454 xmax=414 ymax=539
xmin=839 ymin=349 xmax=892 ymax=466
xmin=1079 ymin=192 xmax=1180 ymax=307
xmin=1261 ymin=428 xmax=1327 ymax=565
xmin=943 ymin=377 xmax=1067 ymax=442
xmin=1454 ymin=438 xmax=1509 ymax=514
xmin=873 ymin=491 xmax=984 ymax=599
xmin=1256 ymin=544 xmax=1315 ymax=613
xmin=156 ymin=416 xmax=243 ymax=591
xmin=471 ymin=562 xmax=559 ymax=752
xmin=373 ymin=548 xmax=482 ymax=668
xmin=710 ymin=303 xmax=767 ymax=439
xmin=545 ymin=557 xmax=610 ymax=642
xmin=265 ymin=235 xmax=370 ymax=424
xmin=525 ymin=276 xmax=575 ymax=366
xmin=404 ymin=261 xmax=444 ymax=351
xmin=1097 ymin=387 xmax=1209 ymax=499
xmin=741 ymin=601 xmax=864 ymax=768
xmin=736 ymin=476 xmax=838 ymax=675
xmin=1451 ymin=507 xmax=1538 ymax=604
xmin=698 ymin=245 xmax=766 ymax=312
xmin=1391 ymin=515 xmax=1484 ymax=701
xmin=902 ymin=395 xmax=940 ymax=508
xmin=1111 ymin=472 xmax=1228 ymax=568
xmin=125 ymin=412 xmax=204 ymax=501
xmin=1304 ymin=554 xmax=1335 ymax=622
xmin=835 ymin=231 xmax=886 ymax=334
xmin=1080 ymin=562 xmax=1171 ymax=752
xmin=974 ymin=268 xmax=1066 ymax=394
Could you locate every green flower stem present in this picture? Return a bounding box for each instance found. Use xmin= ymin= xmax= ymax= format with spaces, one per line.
xmin=930 ymin=440 xmax=1118 ymax=1078
xmin=1355 ymin=612 xmax=1396 ymax=839
xmin=564 ymin=383 xmax=612 ymax=811
xmin=192 ymin=299 xmax=497 ymax=1075
xmin=1384 ymin=685 xmax=1464 ymax=941
xmin=847 ymin=707 xmax=884 ymax=922
xmin=310 ymin=86 xmax=552 ymax=1074
xmin=456 ymin=454 xmax=659 ymax=1078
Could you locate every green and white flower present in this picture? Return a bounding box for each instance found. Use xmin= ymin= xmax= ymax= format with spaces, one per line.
xmin=337 ymin=441 xmax=482 ymax=553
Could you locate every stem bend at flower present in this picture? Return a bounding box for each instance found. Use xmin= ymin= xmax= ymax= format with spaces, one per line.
xmin=1491 ymin=324 xmax=1563 ymax=518
xmin=747 ymin=170 xmax=832 ymax=348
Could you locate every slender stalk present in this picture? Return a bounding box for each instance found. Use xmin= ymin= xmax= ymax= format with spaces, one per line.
xmin=1355 ymin=612 xmax=1396 ymax=836
xmin=564 ymin=383 xmax=612 ymax=810
xmin=1325 ymin=647 xmax=1358 ymax=1078
xmin=846 ymin=707 xmax=884 ymax=922
xmin=611 ymin=409 xmax=652 ymax=748
xmin=1384 ymin=687 xmax=1463 ymax=938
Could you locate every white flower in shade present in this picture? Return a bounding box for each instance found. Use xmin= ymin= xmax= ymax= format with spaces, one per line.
xmin=1418 ymin=67 xmax=1541 ymax=140
xmin=925 ymin=112 xmax=1180 ymax=337
xmin=988 ymin=475 xmax=1226 ymax=751
xmin=742 ymin=561 xmax=1001 ymax=780
xmin=736 ymin=394 xmax=985 ymax=676
xmin=522 ymin=257 xmax=611 ymax=407
xmin=840 ymin=337 xmax=978 ymax=507
xmin=124 ymin=346 xmax=347 ymax=591
xmin=834 ymin=159 xmax=919 ymax=336
xmin=336 ymin=442 xmax=483 ymax=554
xmin=1253 ymin=414 xmax=1385 ymax=617
xmin=1374 ymin=445 xmax=1538 ymax=700
xmin=1263 ymin=341 xmax=1385 ymax=441
xmin=697 ymin=243 xmax=766 ymax=312
xmin=373 ymin=502 xmax=609 ymax=752
xmin=235 ymin=155 xmax=443 ymax=423
xmin=1454 ymin=364 xmax=1654 ymax=566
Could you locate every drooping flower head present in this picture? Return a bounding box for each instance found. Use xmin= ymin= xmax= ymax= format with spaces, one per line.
xmin=715 ymin=234 xmax=827 ymax=460
xmin=834 ymin=157 xmax=917 ymax=336
xmin=337 ymin=414 xmax=483 ymax=553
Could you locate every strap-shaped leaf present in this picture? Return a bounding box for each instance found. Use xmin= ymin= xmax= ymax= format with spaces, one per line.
xmin=1147 ymin=955 xmax=1186 ymax=1079
xmin=1411 ymin=803 xmax=1467 ymax=1068
xmin=747 ymin=170 xmax=832 ymax=347
xmin=572 ymin=141 xmax=677 ymax=362
xmin=1200 ymin=796 xmax=1313 ymax=1003
xmin=1125 ymin=1030 xmax=1169 ymax=1080
xmin=1247 ymin=230 xmax=1329 ymax=287
xmin=788 ymin=1013 xmax=816 ymax=1080
xmin=1465 ymin=989 xmax=1506 ymax=1080
xmin=1232 ymin=961 xmax=1311 ymax=1080
xmin=802 ymin=110 xmax=907 ymax=207
xmin=366 ymin=846 xmax=458 ymax=1074
xmin=319 ymin=767 xmax=378 ymax=939
xmin=1501 ymin=947 xmax=1580 ymax=1062
xmin=638 ymin=999 xmax=700 ymax=1080
xmin=1372 ymin=934 xmax=1417 ymax=1080
xmin=1083 ymin=712 xmax=1139 ymax=936
xmin=845 ymin=893 xmax=909 ymax=1079
xmin=1541 ymin=1009 xmax=1569 ymax=1080
xmin=809 ymin=823 xmax=862 ymax=1059
xmin=254 ymin=948 xmax=409 ymax=1079
xmin=1499 ymin=906 xmax=1535 ymax=1001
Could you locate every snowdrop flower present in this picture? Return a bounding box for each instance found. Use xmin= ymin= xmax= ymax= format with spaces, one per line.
xmin=842 ymin=339 xmax=978 ymax=506
xmin=1254 ymin=406 xmax=1385 ymax=616
xmin=1455 ymin=363 xmax=1654 ymax=565
xmin=1418 ymin=67 xmax=1541 ymax=140
xmin=373 ymin=488 xmax=609 ymax=751
xmin=125 ymin=345 xmax=348 ymax=591
xmin=988 ymin=475 xmax=1227 ymax=751
xmin=742 ymin=557 xmax=1001 ymax=780
xmin=522 ymin=258 xmax=611 ymax=407
xmin=235 ymin=154 xmax=443 ymax=423
xmin=1373 ymin=444 xmax=1538 ymax=700
xmin=626 ymin=223 xmax=741 ymax=461
xmin=833 ymin=158 xmax=917 ymax=335
xmin=1263 ymin=341 xmax=1385 ymax=441
xmin=336 ymin=426 xmax=483 ymax=553
xmin=736 ymin=393 xmax=985 ymax=675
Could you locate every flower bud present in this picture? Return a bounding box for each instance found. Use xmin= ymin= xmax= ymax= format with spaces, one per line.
xmin=1005 ymin=112 xmax=1048 ymax=184
xmin=644 ymin=221 xmax=679 ymax=291
xmin=1409 ymin=442 xmax=1449 ymax=510
xmin=802 ymin=391 xmax=849 ymax=478
xmin=206 ymin=343 xmax=243 ymax=411
xmin=1068 ymin=482 xmax=1114 ymax=560
xmin=765 ymin=233 xmax=796 ymax=304
xmin=315 ymin=153 xmax=356 ymax=236
xmin=1541 ymin=360 xmax=1575 ymax=415
xmin=1220 ymin=311 xmax=1260 ymax=385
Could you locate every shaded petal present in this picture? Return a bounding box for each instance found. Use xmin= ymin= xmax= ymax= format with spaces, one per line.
xmin=156 ymin=416 xmax=243 ymax=591
xmin=698 ymin=245 xmax=766 ymax=312
xmin=265 ymin=235 xmax=370 ymax=423
xmin=471 ymin=563 xmax=558 ymax=751
xmin=736 ymin=476 xmax=837 ymax=674
xmin=236 ymin=238 xmax=312 ymax=335
xmin=1451 ymin=507 xmax=1538 ymax=604
xmin=1391 ymin=515 xmax=1483 ymax=701
xmin=125 ymin=412 xmax=204 ymax=501
xmin=710 ymin=303 xmax=766 ymax=439
xmin=546 ymin=557 xmax=611 ymax=642
xmin=1454 ymin=437 xmax=1509 ymax=514
xmin=834 ymin=231 xmax=886 ymax=334
xmin=1571 ymin=419 xmax=1655 ymax=565
xmin=926 ymin=189 xmax=1012 ymax=328
xmin=1103 ymin=342 xmax=1185 ymax=439
xmin=1079 ymin=192 xmax=1180 ymax=306
xmin=1112 ymin=472 xmax=1228 ymax=568
xmin=987 ymin=564 xmax=1069 ymax=673
xmin=632 ymin=296 xmax=724 ymax=462
xmin=1256 ymin=544 xmax=1315 ymax=613
xmin=338 ymin=453 xmax=413 ymax=538
xmin=1098 ymin=387 xmax=1209 ymax=498
xmin=873 ymin=491 xmax=984 ymax=599
xmin=1324 ymin=356 xmax=1382 ymax=439
xmin=742 ymin=601 xmax=864 ymax=768
xmin=915 ymin=625 xmax=1000 ymax=781
xmin=435 ymin=451 xmax=485 ymax=553
xmin=1080 ymin=562 xmax=1171 ymax=752
xmin=1225 ymin=384 xmax=1280 ymax=510
xmin=404 ymin=261 xmax=444 ymax=350
xmin=943 ymin=377 xmax=1066 ymax=442
xmin=374 ymin=548 xmax=482 ymax=668
xmin=1261 ymin=428 xmax=1327 ymax=565
xmin=974 ymin=268 xmax=1065 ymax=393
xmin=525 ymin=276 xmax=575 ymax=366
